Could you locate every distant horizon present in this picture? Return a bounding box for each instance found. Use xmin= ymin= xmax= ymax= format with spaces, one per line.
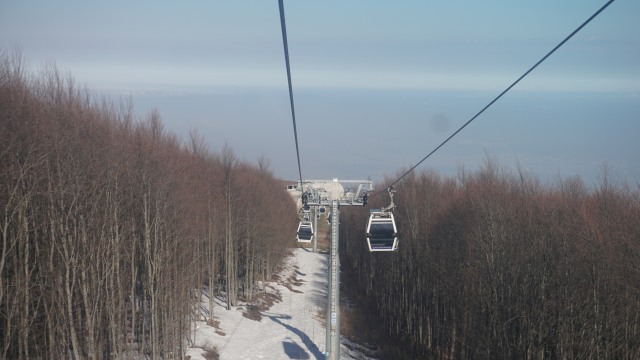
xmin=119 ymin=85 xmax=638 ymax=187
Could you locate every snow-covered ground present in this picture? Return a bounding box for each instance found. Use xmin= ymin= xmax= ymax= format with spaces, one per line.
xmin=186 ymin=248 xmax=377 ymax=360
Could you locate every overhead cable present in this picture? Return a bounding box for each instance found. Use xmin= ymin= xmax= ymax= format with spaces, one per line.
xmin=278 ymin=0 xmax=305 ymax=192
xmin=387 ymin=0 xmax=615 ymax=189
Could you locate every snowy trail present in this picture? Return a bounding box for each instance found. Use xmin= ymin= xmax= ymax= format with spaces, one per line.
xmin=187 ymin=248 xmax=330 ymax=360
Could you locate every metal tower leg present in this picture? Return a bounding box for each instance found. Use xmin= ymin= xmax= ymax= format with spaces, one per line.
xmin=326 ymin=200 xmax=340 ymax=360
xmin=313 ymin=205 xmax=318 ymax=253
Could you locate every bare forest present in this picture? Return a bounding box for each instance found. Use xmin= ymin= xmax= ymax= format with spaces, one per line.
xmin=0 ymin=52 xmax=297 ymax=359
xmin=341 ymin=161 xmax=640 ymax=359
xmin=4 ymin=48 xmax=640 ymax=360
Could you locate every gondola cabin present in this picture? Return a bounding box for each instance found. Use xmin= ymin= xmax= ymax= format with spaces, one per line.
xmin=366 ymin=211 xmax=398 ymax=252
xmin=297 ymin=221 xmax=314 ymax=243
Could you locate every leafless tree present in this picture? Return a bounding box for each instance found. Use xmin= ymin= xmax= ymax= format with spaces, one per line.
xmin=0 ymin=51 xmax=298 ymax=359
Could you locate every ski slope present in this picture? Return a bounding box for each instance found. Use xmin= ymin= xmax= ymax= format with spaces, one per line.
xmin=186 ymin=248 xmax=376 ymax=360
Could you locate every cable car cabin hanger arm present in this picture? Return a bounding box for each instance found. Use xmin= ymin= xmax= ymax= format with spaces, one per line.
xmin=380 ymin=187 xmax=396 ymax=213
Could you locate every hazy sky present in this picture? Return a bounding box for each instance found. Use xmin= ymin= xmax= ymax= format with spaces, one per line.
xmin=2 ymin=0 xmax=639 ymax=186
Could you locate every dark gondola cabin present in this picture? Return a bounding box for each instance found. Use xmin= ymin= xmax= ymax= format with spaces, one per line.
xmin=297 ymin=221 xmax=314 ymax=243
xmin=366 ymin=211 xmax=398 ymax=252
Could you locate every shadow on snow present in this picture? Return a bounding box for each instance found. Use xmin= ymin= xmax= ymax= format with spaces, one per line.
xmin=267 ymin=313 xmax=324 ymax=360
xmin=283 ymin=341 xmax=310 ymax=359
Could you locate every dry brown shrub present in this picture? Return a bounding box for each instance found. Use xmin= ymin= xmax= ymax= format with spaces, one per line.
xmin=288 ymin=274 xmax=304 ymax=286
xmin=242 ymin=305 xmax=262 ymax=321
xmin=202 ymin=348 xmax=219 ymax=360
xmin=206 ymin=317 xmax=220 ymax=328
xmin=256 ymin=291 xmax=282 ymax=311
xmin=284 ymin=283 xmax=303 ymax=293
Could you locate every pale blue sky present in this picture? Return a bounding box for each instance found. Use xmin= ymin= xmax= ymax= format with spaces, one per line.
xmin=2 ymin=0 xmax=639 ymax=185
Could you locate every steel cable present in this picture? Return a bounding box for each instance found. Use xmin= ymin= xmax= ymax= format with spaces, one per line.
xmin=386 ymin=0 xmax=615 ymax=190
xmin=278 ymin=0 xmax=305 ymax=193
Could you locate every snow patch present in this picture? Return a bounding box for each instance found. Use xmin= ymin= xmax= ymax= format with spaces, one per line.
xmin=185 ymin=248 xmax=379 ymax=359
